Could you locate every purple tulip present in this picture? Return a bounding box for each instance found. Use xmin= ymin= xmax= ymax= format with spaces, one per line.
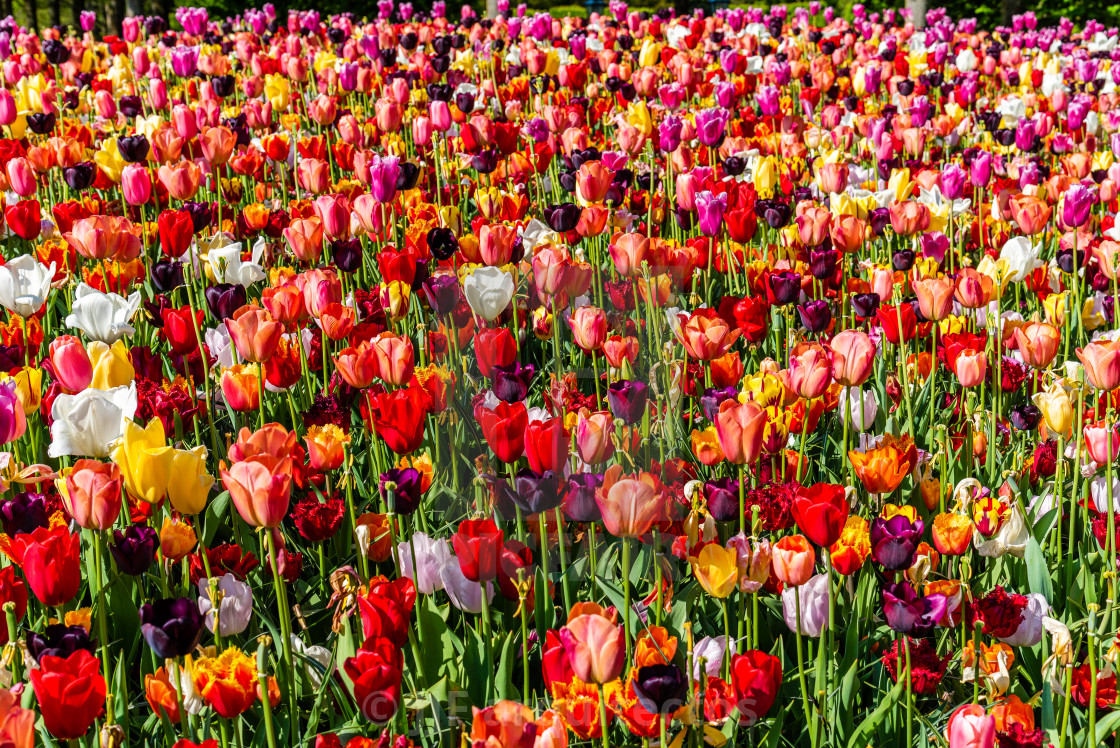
xmin=700 ymin=386 xmax=739 ymax=421
xmin=369 ymin=154 xmax=401 ymax=203
xmin=1061 ymin=183 xmax=1094 ymax=228
xmin=797 ymin=299 xmax=832 ymax=333
xmin=882 ymin=582 xmax=948 ymax=637
xmin=379 ymin=467 xmax=423 ymax=514
xmin=756 ymin=85 xmax=781 ymax=116
xmin=695 ymin=108 xmax=730 ymax=147
xmin=491 ymin=361 xmax=535 ymax=402
xmin=940 ymin=164 xmax=967 ymax=200
xmin=607 ymin=380 xmax=649 ymax=424
xmin=695 ymin=190 xmax=727 ymax=237
xmin=704 ymin=477 xmax=739 ymax=522
xmin=563 ymin=473 xmax=603 ymax=522
xmin=869 ymin=515 xmax=924 ymax=570
xmin=970 ymin=151 xmax=992 ymax=187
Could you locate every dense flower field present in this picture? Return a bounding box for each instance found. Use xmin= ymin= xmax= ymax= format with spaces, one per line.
xmin=0 ymin=2 xmax=1115 ymax=747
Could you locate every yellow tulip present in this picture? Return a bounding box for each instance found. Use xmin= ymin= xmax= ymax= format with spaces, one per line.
xmin=167 ymin=447 xmax=215 ymax=515
xmin=2 ymin=367 xmax=41 ymax=414
xmin=111 ymin=419 xmax=175 ymax=504
xmin=1033 ymin=384 xmax=1072 ymax=435
xmin=88 ymin=340 xmax=135 ymax=390
xmin=888 ymin=168 xmax=915 ymax=203
xmin=689 ymin=544 xmax=739 ymax=598
xmin=265 ymin=74 xmax=290 ymax=111
xmin=1043 ymin=292 xmax=1068 ymax=327
xmin=94 ymin=138 xmax=126 ymax=183
xmin=753 ymin=156 xmax=779 ymax=198
xmin=638 ymin=39 xmax=662 ymax=68
xmin=626 ymin=100 xmax=654 ymax=137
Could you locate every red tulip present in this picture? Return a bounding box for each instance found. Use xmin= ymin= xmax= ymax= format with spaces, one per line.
xmin=343 ymin=636 xmax=403 ymax=725
xmin=525 ymin=417 xmax=569 ymax=474
xmin=475 ymin=327 xmax=517 ymax=378
xmin=5 ymin=200 xmax=39 ymax=241
xmin=0 ymin=567 xmax=26 ymax=645
xmin=452 ymin=518 xmax=503 ymax=582
xmin=730 ymin=650 xmax=782 ymax=726
xmin=10 ymin=525 xmax=80 ymax=607
xmin=791 ymin=482 xmax=850 ymax=547
xmin=30 ymin=649 xmax=106 ymax=740
xmin=364 ymin=385 xmax=429 ymax=454
xmin=478 ymin=401 xmax=528 ymax=464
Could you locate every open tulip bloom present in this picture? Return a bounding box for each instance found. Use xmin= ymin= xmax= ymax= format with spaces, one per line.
xmin=0 ymin=4 xmax=1115 ymax=748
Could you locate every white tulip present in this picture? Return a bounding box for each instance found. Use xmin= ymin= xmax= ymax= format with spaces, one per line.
xmin=65 ymin=283 xmax=141 ymax=344
xmin=999 ymin=236 xmax=1043 ymax=283
xmin=462 ymin=266 xmax=515 ymax=321
xmin=198 ymin=574 xmax=253 ymax=636
xmin=48 ymin=384 xmax=137 ymax=458
xmin=0 ymin=255 xmax=54 ymax=318
xmin=205 ymin=238 xmax=267 ymax=287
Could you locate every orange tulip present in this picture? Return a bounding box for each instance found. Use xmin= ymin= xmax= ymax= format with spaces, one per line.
xmin=1012 ymin=322 xmax=1059 ymax=369
xmin=199 ymin=125 xmax=237 ymax=166
xmin=848 ymin=434 xmax=918 ymax=495
xmin=220 ymin=364 xmax=260 ymax=411
xmin=226 ymin=305 xmax=283 ymax=363
xmin=675 ymin=312 xmax=740 ymax=361
xmin=145 ymin=667 xmax=181 ymax=723
xmin=911 ymin=277 xmax=955 ymax=322
xmin=367 ymin=332 xmax=415 ymax=386
xmin=157 ymin=161 xmax=202 ymax=201
xmin=594 ymin=463 xmax=663 ymax=538
xmin=714 ymin=399 xmax=766 ymax=465
xmin=221 ymin=454 xmax=293 ymax=528
xmin=772 ymin=534 xmax=815 ymax=585
xmin=931 ymin=513 xmax=972 ymax=556
xmin=58 ymin=459 xmax=122 ymax=531
xmin=1077 ymin=338 xmax=1120 ymax=391
xmin=304 ymin=424 xmax=350 ymax=472
xmin=1009 ymin=193 xmax=1052 ymax=235
xmin=953 ymin=268 xmax=994 ymax=309
xmin=954 ymin=349 xmax=987 ymax=388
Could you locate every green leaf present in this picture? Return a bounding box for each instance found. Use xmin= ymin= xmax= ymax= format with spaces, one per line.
xmin=496 ymin=631 xmax=518 ymax=701
xmin=203 ymin=490 xmax=232 ymax=547
xmin=462 ymin=624 xmax=494 ymax=707
xmin=847 ymin=677 xmax=904 ymax=747
xmin=417 ymin=597 xmax=459 ymax=685
xmin=1025 ymin=537 xmax=1055 ymax=604
xmin=1092 ymin=707 xmax=1120 ymax=745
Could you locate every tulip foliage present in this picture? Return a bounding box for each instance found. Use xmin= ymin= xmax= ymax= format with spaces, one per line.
xmin=0 ymin=3 xmax=1117 ymax=748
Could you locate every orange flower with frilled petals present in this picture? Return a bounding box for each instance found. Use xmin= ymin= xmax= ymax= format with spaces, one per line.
xmin=634 ymin=626 xmax=678 ymax=668
xmin=931 ymin=513 xmax=973 ymax=555
xmin=847 ymin=434 xmax=918 ymax=495
xmin=552 ymin=677 xmax=621 ymax=740
xmin=192 ymin=648 xmax=258 ymax=719
xmin=829 ymin=515 xmax=870 ymax=575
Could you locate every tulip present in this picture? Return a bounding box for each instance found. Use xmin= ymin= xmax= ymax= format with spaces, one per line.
xmin=48 ymin=385 xmax=137 ymax=458
xmin=882 ymin=581 xmax=949 ymax=637
xmin=606 ymin=380 xmax=648 ymax=424
xmin=946 ymin=704 xmax=996 ymax=748
xmin=568 ymin=306 xmax=609 ymax=351
xmin=714 ymin=399 xmax=766 ymax=465
xmin=912 ymin=277 xmax=955 ymax=321
xmin=0 ymin=380 xmax=26 ymax=446
xmin=730 ymin=650 xmax=782 ymax=725
xmin=1012 ymin=322 xmax=1059 ymax=369
xmin=561 ymin=607 xmax=625 ymax=684
xmin=689 ymin=543 xmax=739 ymax=598
xmin=30 ymin=650 xmax=106 ymax=741
xmin=463 ymin=267 xmax=515 ymax=321
xmin=111 ymin=418 xmax=175 ymax=504
xmin=788 ymin=345 xmax=833 ymax=399
xmin=221 ymin=454 xmax=293 ymax=528
xmin=792 ymin=483 xmax=850 ymax=547
xmin=595 ymin=464 xmax=662 ymax=537
xmin=576 ymin=410 xmax=615 ymax=464
xmin=110 ymin=525 xmax=159 ymax=576
xmin=781 ymin=573 xmax=830 ymax=637
xmin=9 ymin=525 xmax=80 ymax=607
xmin=168 ymin=447 xmax=215 ymax=515
xmin=870 ymin=514 xmax=924 ymax=570
xmin=58 ymin=459 xmax=122 ymax=531
xmin=198 ymin=574 xmax=253 ymax=636
xmin=1077 ymin=338 xmax=1120 ymax=391
xmin=829 ymin=330 xmax=876 ymax=386
xmin=65 ymin=283 xmax=142 ymax=344
xmin=452 ymin=518 xmax=503 ymax=582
